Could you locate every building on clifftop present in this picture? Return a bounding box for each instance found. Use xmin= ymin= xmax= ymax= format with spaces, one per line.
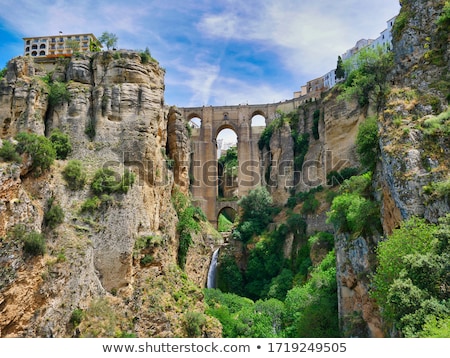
xmin=23 ymin=33 xmax=101 ymax=58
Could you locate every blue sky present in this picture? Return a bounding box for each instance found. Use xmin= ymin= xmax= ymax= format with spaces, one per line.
xmin=0 ymin=0 xmax=400 ymax=108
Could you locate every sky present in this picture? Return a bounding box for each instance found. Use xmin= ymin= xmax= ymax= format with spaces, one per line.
xmin=0 ymin=0 xmax=400 ymax=109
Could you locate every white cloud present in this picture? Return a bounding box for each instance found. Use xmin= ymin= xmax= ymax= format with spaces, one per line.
xmin=167 ymin=58 xmax=221 ymax=106
xmin=197 ymin=0 xmax=400 ymax=77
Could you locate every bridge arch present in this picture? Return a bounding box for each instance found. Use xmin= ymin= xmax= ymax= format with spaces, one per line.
xmin=251 ymin=112 xmax=267 ymax=127
xmin=216 ymin=123 xmax=238 ymax=138
xmin=179 ymin=103 xmax=282 ymax=226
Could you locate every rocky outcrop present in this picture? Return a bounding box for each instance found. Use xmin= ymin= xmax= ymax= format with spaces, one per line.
xmin=0 ymin=52 xmax=219 ymax=337
xmin=335 ymin=234 xmax=383 ymax=337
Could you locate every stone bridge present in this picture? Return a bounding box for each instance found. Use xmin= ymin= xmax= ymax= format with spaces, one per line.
xmin=179 ymin=99 xmax=305 ymax=226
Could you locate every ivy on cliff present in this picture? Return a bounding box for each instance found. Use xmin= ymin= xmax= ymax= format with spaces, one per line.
xmin=172 ymin=187 xmax=205 ymax=269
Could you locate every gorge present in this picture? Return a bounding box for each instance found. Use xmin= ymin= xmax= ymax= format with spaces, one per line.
xmin=0 ymin=0 xmax=449 ymax=338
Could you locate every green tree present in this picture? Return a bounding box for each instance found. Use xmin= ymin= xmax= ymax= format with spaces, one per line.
xmin=284 ymin=250 xmax=339 ymax=337
xmin=371 ymin=217 xmax=439 ymax=325
xmin=235 ymin=186 xmax=274 ymax=241
xmin=15 ymin=132 xmax=56 ymax=175
xmin=339 ymin=46 xmax=394 ymax=109
xmin=335 ymin=55 xmax=345 ymax=80
xmin=326 ymin=171 xmax=381 ymax=236
xmin=99 ymin=32 xmax=118 ymax=50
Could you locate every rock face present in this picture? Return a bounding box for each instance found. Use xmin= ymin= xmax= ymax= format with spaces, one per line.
xmin=0 ymin=51 xmax=220 ymax=337
xmin=335 ymin=0 xmax=450 ymax=337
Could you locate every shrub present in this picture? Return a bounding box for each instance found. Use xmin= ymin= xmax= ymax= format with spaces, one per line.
xmin=437 ymin=1 xmax=450 ymax=27
xmin=183 ymin=311 xmax=206 ymax=337
xmin=356 ymin=116 xmax=379 ymax=170
xmin=8 ymin=224 xmax=28 ymax=243
xmin=44 ymin=198 xmax=64 ymax=229
xmin=139 ymin=47 xmax=155 ymax=64
xmin=81 ymin=196 xmax=102 ymax=213
xmin=91 ymin=168 xmax=135 ymax=195
xmin=140 ymin=254 xmax=154 ymax=266
xmin=371 ymin=217 xmax=438 ymax=320
xmin=49 ymin=129 xmax=72 ymax=159
xmin=0 ymin=66 xmax=6 ymax=80
xmin=172 ymin=188 xmax=201 ymax=269
xmin=0 ymin=140 xmax=21 ymax=163
xmin=284 ymin=250 xmax=339 ymax=337
xmin=292 ymin=132 xmax=310 ymax=171
xmin=70 ymin=309 xmax=84 ymax=326
xmin=117 ymin=169 xmax=135 ymax=194
xmin=22 ymin=231 xmax=46 ymax=256
xmin=48 ymin=81 xmax=70 ymax=106
xmin=301 ymin=193 xmax=319 ymax=215
xmin=91 ymin=168 xmax=121 ymax=195
xmin=62 ymin=160 xmax=87 ymax=190
xmin=327 ymin=192 xmax=379 ymax=236
xmin=15 ymin=132 xmax=56 ymax=175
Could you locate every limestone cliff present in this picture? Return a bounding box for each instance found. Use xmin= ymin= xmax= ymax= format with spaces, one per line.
xmin=0 ymin=51 xmax=220 ymax=337
xmin=320 ymin=0 xmax=450 ymax=337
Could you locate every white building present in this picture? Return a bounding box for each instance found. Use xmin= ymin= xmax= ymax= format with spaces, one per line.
xmin=368 ymin=16 xmax=397 ymax=51
xmin=294 ymin=13 xmax=397 ymax=100
xmin=23 ymin=33 xmax=101 ymax=58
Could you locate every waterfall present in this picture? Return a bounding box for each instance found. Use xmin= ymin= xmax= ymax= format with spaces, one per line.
xmin=206 ymin=248 xmax=220 ymax=289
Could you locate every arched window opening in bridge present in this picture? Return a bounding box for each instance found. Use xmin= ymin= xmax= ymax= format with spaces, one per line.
xmin=251 ymin=114 xmax=266 ymax=127
xmin=189 ymin=116 xmax=202 ymax=128
xmin=217 ymin=207 xmax=237 ymax=233
xmin=217 ymin=128 xmax=238 ymax=200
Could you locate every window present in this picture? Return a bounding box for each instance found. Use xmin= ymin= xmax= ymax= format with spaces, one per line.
xmin=39 ymin=50 xmax=45 ymax=56
xmin=32 ymin=44 xmax=38 ymax=50
xmin=31 ymin=51 xmax=37 ymax=56
xmin=40 ymin=44 xmax=46 ymax=49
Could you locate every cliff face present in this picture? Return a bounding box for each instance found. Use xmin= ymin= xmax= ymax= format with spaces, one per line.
xmin=254 ymin=0 xmax=449 ymax=338
xmin=336 ymin=0 xmax=450 ymax=337
xmin=0 ymin=51 xmax=220 ymax=337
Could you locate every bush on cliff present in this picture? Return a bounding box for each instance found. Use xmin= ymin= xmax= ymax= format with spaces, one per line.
xmin=63 ymin=160 xmax=87 ymax=190
xmin=15 ymin=132 xmax=56 ymax=175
